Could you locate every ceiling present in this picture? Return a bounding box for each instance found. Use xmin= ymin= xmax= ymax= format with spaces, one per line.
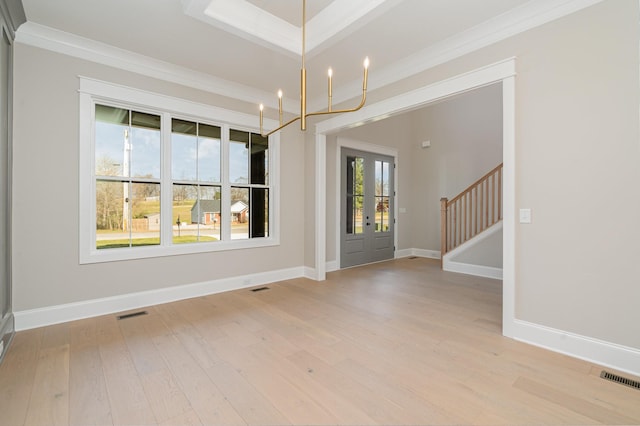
xmin=20 ymin=0 xmax=547 ymax=114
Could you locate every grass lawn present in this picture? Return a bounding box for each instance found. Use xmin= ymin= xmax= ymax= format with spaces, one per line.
xmin=97 ymin=235 xmax=217 ymax=249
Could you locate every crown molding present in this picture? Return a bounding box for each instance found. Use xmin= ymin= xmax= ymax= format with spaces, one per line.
xmin=0 ymin=0 xmax=26 ymax=37
xmin=183 ymin=0 xmax=398 ymax=59
xmin=16 ymin=0 xmax=604 ymax=114
xmin=14 ymin=21 xmax=298 ymax=113
xmin=309 ymin=0 xmax=605 ymax=111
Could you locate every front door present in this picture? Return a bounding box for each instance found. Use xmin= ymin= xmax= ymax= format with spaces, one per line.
xmin=340 ymin=148 xmax=394 ymax=268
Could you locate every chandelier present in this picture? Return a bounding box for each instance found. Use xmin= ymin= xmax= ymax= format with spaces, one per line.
xmin=259 ymin=0 xmax=369 ymax=137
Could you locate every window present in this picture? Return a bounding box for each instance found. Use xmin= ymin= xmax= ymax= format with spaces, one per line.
xmin=79 ymin=78 xmax=280 ymax=263
xmin=171 ymin=119 xmax=221 ymax=244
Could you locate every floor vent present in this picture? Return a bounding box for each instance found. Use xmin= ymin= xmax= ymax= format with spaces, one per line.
xmin=117 ymin=311 xmax=148 ymax=320
xmin=408 ymin=256 xmax=418 ymax=259
xmin=251 ymin=286 xmax=270 ymax=292
xmin=600 ymin=370 xmax=640 ymax=390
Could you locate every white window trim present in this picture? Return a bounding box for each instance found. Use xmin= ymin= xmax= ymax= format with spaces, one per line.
xmin=79 ymin=77 xmax=280 ymax=264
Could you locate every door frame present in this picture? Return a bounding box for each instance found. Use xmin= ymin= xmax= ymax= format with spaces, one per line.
xmin=0 ymin=15 xmax=16 ymax=362
xmin=314 ymin=57 xmax=516 ymax=339
xmin=337 ymin=139 xmax=398 ymax=269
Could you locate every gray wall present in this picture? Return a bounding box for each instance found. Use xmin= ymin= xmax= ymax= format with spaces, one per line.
xmin=12 ymin=44 xmax=306 ymax=312
xmin=324 ymin=0 xmax=640 ymax=349
xmin=332 ymin=83 xmax=502 ymax=257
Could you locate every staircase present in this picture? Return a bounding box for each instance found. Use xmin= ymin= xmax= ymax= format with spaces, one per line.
xmin=440 ymin=163 xmax=503 ymax=276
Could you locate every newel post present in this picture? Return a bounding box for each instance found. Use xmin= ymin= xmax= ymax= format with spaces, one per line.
xmin=440 ymin=197 xmax=448 ymax=269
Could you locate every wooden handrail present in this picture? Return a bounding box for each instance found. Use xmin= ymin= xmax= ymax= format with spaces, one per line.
xmin=440 ymin=163 xmax=503 ymax=267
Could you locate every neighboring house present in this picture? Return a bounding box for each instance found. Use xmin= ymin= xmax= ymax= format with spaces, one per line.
xmin=190 ymin=199 xmax=220 ymax=225
xmin=230 ymin=200 xmax=248 ymax=223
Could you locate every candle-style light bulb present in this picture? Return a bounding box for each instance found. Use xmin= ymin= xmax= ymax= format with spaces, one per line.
xmin=277 ymin=90 xmax=283 ymax=125
xmin=363 ymin=57 xmax=370 ymax=91
xmin=328 ymin=68 xmax=333 ymax=111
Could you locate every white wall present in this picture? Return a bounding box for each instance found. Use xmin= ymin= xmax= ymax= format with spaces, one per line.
xmin=11 ymin=44 xmax=306 ymax=313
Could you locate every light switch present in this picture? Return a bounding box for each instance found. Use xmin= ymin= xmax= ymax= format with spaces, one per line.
xmin=399 ymin=207 xmax=407 ymax=213
xmin=519 ymin=208 xmax=532 ymax=224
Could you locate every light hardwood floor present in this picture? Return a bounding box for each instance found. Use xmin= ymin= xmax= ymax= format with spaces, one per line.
xmin=1 ymin=258 xmax=639 ymax=425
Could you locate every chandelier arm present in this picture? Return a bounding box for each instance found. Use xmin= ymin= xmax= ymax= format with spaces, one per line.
xmin=305 ymin=91 xmax=367 ymax=119
xmin=261 ymin=115 xmax=302 ymax=138
xmin=257 ymin=0 xmax=369 ymax=136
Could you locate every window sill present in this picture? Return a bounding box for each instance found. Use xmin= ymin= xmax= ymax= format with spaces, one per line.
xmin=79 ymin=236 xmax=280 ymax=264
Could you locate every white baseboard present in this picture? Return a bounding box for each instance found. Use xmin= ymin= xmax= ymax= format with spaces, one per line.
xmin=303 ymin=266 xmax=317 ymax=280
xmin=411 ymin=249 xmax=441 ymax=259
xmin=13 ymin=262 xmax=640 ymax=378
xmin=511 ymin=319 xmax=640 ymax=378
xmin=325 ymin=260 xmax=339 ymax=272
xmin=395 ymin=248 xmax=413 ymax=258
xmin=443 ymin=260 xmax=503 ymax=280
xmin=14 ymin=266 xmax=305 ymax=331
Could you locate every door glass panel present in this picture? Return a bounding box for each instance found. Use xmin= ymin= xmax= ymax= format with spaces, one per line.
xmin=374 ymin=160 xmax=390 ymax=233
xmin=346 ymin=156 xmax=364 ymax=234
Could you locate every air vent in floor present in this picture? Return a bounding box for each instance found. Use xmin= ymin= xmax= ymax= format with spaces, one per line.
xmin=600 ymin=370 xmax=640 ymax=390
xmin=117 ymin=311 xmax=148 ymax=320
xmin=251 ymin=287 xmax=270 ymax=292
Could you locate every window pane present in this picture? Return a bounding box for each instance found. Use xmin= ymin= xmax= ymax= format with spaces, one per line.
xmin=198 ymin=124 xmax=221 ymax=183
xmin=95 ymin=106 xmax=161 ymax=179
xmin=251 ymin=188 xmax=268 ymax=237
xmin=130 ymin=123 xmax=161 ymax=179
xmin=230 ymin=187 xmax=249 ymax=240
xmin=172 ymin=184 xmax=196 ymax=243
xmin=198 ymin=186 xmax=221 ymax=242
xmin=130 ymin=182 xmax=160 ymax=246
xmin=250 ymin=133 xmax=268 ymax=185
xmin=96 ymin=180 xmax=124 ymax=248
xmin=95 ymin=106 xmax=128 ymax=177
xmin=95 ymin=104 xmax=128 ymax=125
xmin=172 ymin=120 xmax=221 ymax=183
xmin=230 ymin=130 xmax=248 ymax=184
xmin=173 ymin=184 xmax=221 ymax=244
xmin=172 ymin=129 xmax=197 ymax=181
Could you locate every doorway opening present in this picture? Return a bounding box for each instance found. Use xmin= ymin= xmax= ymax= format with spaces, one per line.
xmin=314 ymin=58 xmax=516 ymax=338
